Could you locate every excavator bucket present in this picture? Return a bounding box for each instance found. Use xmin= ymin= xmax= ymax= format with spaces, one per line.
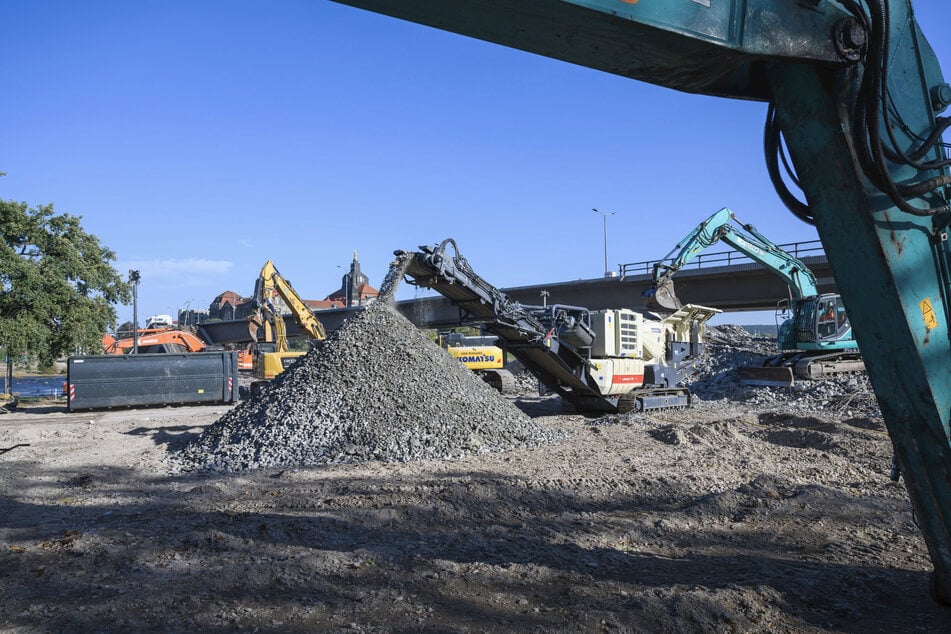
xmin=737 ymin=364 xmax=795 ymax=387
xmin=642 ymin=279 xmax=682 ymax=312
xmin=247 ymin=318 xmax=262 ymax=342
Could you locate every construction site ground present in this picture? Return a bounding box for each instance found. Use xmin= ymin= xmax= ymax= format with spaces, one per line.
xmin=3 ymin=389 xmax=951 ymax=633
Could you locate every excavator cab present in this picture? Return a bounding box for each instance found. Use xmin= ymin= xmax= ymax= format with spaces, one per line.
xmin=745 ymin=293 xmax=861 ymax=387
xmin=794 ymin=294 xmax=854 ymax=349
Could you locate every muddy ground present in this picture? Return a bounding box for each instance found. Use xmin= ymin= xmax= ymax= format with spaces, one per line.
xmin=2 ymin=391 xmax=950 ymax=633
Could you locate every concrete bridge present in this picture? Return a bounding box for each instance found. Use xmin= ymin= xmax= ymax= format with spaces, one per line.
xmin=200 ymin=240 xmax=833 ymax=341
xmin=393 ymin=240 xmax=833 ymax=328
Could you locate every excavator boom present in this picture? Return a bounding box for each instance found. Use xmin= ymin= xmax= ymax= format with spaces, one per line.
xmin=252 ymin=260 xmax=328 ymax=344
xmin=332 ymin=0 xmax=852 ymax=100
xmin=645 ymin=207 xmax=820 ymax=312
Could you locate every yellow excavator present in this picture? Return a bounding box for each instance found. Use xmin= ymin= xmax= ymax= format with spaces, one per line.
xmin=437 ymin=331 xmax=516 ymax=394
xmin=247 ymin=260 xmax=328 ymax=396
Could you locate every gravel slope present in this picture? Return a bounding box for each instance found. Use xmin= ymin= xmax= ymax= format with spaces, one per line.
xmin=172 ymin=253 xmax=559 ymax=473
xmin=170 ymin=300 xmax=559 ymax=472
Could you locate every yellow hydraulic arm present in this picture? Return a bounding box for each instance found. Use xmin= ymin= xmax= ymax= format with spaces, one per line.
xmin=251 ymin=260 xmax=328 ymax=349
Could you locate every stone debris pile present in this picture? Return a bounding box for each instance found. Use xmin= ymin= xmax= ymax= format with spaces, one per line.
xmin=503 ymin=359 xmax=541 ymax=394
xmin=170 ymin=254 xmax=561 ymax=473
xmin=687 ymin=325 xmax=880 ymax=418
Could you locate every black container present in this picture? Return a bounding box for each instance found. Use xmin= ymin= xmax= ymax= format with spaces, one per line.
xmin=66 ymin=351 xmax=239 ymax=411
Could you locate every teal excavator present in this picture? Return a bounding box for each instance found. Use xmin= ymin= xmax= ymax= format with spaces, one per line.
xmin=332 ymin=0 xmax=951 ymax=601
xmin=643 ymin=207 xmax=864 ymax=386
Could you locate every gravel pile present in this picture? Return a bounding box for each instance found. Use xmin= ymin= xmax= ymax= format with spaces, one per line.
xmin=170 ymin=254 xmax=561 ymax=473
xmin=687 ymin=325 xmax=880 ymax=418
xmin=503 ymin=359 xmax=542 ymax=394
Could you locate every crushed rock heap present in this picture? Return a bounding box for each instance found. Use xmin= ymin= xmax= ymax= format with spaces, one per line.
xmin=686 ymin=325 xmax=881 ymax=419
xmin=170 ymin=254 xmax=561 ymax=473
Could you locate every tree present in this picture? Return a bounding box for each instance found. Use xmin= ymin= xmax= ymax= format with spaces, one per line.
xmin=116 ymin=320 xmax=136 ymax=338
xmin=0 ymin=197 xmax=132 ymax=376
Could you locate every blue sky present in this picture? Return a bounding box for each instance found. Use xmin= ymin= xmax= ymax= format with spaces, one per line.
xmin=2 ymin=1 xmax=948 ymax=327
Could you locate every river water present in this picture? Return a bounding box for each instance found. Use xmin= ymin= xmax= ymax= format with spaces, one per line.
xmin=4 ymin=376 xmax=66 ymax=398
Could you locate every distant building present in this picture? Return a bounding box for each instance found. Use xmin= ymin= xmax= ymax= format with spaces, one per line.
xmin=210 ymin=290 xmax=251 ymax=320
xmin=206 ymin=251 xmax=376 ymax=320
xmin=178 ymin=308 xmax=210 ymax=327
xmin=305 ymin=299 xmax=345 ymax=311
xmin=325 ymin=251 xmax=379 ymax=308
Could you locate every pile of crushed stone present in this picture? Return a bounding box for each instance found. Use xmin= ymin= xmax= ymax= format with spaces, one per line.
xmin=170 ymin=255 xmax=561 ymax=473
xmin=503 ymin=359 xmax=542 ymax=393
xmin=502 ymin=323 xmax=879 ymax=420
xmin=686 ymin=325 xmax=881 ymax=419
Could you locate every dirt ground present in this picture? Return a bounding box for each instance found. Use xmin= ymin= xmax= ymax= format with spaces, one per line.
xmin=2 ymin=394 xmax=950 ymax=633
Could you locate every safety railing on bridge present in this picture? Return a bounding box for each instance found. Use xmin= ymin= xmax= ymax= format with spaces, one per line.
xmin=617 ymin=240 xmax=824 ymax=280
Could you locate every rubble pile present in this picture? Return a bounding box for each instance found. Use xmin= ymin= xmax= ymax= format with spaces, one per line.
xmin=503 ymin=359 xmax=542 ymax=394
xmin=170 ymin=254 xmax=560 ymax=473
xmin=687 ymin=325 xmax=881 ymax=418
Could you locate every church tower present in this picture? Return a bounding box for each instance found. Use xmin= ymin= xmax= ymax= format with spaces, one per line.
xmin=325 ymin=251 xmax=379 ymax=307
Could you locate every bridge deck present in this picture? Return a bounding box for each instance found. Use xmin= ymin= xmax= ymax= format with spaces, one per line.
xmin=199 ymin=240 xmax=831 ymax=337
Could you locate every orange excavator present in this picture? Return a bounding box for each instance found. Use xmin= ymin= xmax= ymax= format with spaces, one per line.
xmin=102 ymin=328 xmax=206 ymax=354
xmin=101 ymin=329 xmax=253 ymax=370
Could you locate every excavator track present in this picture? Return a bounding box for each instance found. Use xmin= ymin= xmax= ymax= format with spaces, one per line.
xmin=739 ymin=351 xmax=865 ymax=387
xmin=617 ymin=388 xmax=691 ymax=413
xmin=479 ymin=369 xmax=518 ymax=395
xmin=793 ymin=352 xmax=865 ymax=380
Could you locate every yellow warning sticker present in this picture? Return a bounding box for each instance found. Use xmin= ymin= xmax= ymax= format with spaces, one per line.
xmin=920 ymin=297 xmax=938 ymax=331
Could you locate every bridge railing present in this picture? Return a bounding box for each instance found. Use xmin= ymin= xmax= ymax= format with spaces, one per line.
xmin=618 ymin=240 xmax=825 ymax=279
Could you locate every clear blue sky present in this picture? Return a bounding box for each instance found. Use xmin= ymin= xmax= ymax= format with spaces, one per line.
xmin=2 ymin=1 xmax=948 ymax=327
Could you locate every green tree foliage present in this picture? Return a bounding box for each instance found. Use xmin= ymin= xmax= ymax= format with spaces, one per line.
xmin=116 ymin=320 xmax=136 ymax=338
xmin=0 ymin=198 xmax=131 ymax=365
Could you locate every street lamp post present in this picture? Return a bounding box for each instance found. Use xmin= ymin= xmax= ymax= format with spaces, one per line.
xmin=592 ymin=208 xmax=615 ymax=276
xmin=129 ymin=270 xmax=141 ymax=353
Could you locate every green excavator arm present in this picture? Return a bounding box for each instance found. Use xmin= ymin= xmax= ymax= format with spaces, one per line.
xmin=331 ymin=0 xmax=951 ymax=601
xmin=644 ymin=206 xmax=821 ymax=312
